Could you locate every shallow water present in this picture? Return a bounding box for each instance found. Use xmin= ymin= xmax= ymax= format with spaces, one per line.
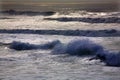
xmin=0 ymin=34 xmax=120 ymax=80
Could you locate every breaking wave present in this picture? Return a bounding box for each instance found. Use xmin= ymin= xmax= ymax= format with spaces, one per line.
xmin=9 ymin=39 xmax=120 ymax=67
xmin=52 ymin=39 xmax=104 ymax=56
xmin=95 ymin=51 xmax=120 ymax=67
xmin=10 ymin=39 xmax=103 ymax=56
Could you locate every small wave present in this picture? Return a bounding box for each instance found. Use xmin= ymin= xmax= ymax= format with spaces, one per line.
xmin=0 ymin=29 xmax=119 ymax=37
xmin=0 ymin=9 xmax=56 ymax=16
xmin=9 ymin=40 xmax=61 ymax=50
xmin=44 ymin=17 xmax=120 ymax=23
xmin=95 ymin=51 xmax=120 ymax=67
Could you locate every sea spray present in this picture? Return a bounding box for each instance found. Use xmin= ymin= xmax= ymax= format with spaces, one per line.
xmin=65 ymin=39 xmax=104 ymax=56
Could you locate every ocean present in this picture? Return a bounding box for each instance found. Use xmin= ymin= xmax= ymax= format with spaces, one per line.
xmin=0 ymin=2 xmax=120 ymax=80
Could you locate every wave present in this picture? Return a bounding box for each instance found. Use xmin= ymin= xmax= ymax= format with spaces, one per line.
xmin=105 ymin=52 xmax=120 ymax=67
xmin=0 ymin=29 xmax=119 ymax=37
xmin=9 ymin=40 xmax=60 ymax=50
xmin=1 ymin=9 xmax=119 ymax=17
xmin=52 ymin=39 xmax=104 ymax=56
xmin=44 ymin=17 xmax=120 ymax=23
xmin=8 ymin=39 xmax=120 ymax=67
xmin=9 ymin=39 xmax=104 ymax=56
xmin=0 ymin=9 xmax=56 ymax=16
xmin=9 ymin=39 xmax=103 ymax=56
xmin=94 ymin=51 xmax=120 ymax=67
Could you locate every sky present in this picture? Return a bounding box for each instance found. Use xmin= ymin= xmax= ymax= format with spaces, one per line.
xmin=0 ymin=0 xmax=119 ymax=11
